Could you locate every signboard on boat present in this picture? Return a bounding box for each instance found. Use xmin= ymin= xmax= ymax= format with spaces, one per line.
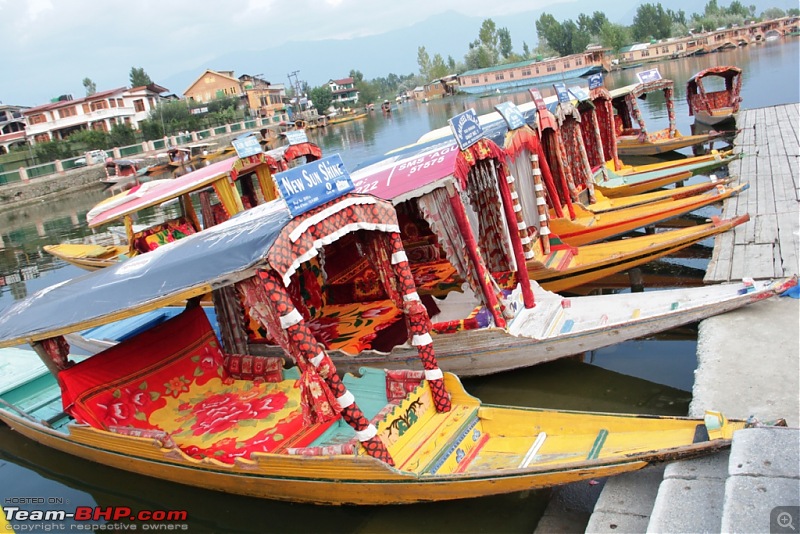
xmin=588 ymin=73 xmax=604 ymax=90
xmin=569 ymin=86 xmax=590 ymax=101
xmin=232 ymin=134 xmax=263 ymax=159
xmin=637 ymin=68 xmax=662 ymax=84
xmin=284 ymin=129 xmax=309 ymax=145
xmin=448 ymin=108 xmax=483 ymax=151
xmin=554 ymin=83 xmax=571 ymax=104
xmin=494 ymin=102 xmax=526 ymax=131
xmin=274 ymin=154 xmax=354 ymax=217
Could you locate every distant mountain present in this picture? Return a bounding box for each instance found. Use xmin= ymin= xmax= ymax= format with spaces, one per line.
xmin=159 ymin=0 xmax=795 ymax=95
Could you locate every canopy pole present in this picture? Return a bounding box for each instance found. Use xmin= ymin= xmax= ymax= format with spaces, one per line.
xmin=255 ymin=272 xmax=395 ymax=466
xmin=490 ymin=163 xmax=535 ymax=309
xmin=445 ymin=183 xmax=506 ymax=329
xmin=387 ymin=232 xmax=451 ymax=412
xmin=530 ymin=154 xmax=552 ymax=256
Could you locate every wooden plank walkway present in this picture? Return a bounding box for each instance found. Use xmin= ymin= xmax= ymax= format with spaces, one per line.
xmin=705 ymin=103 xmax=800 ymax=282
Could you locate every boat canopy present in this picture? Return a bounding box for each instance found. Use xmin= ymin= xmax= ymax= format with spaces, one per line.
xmin=687 ymin=66 xmax=743 ymax=87
xmin=0 ymin=193 xmax=398 ymax=347
xmin=87 ymin=153 xmax=273 ymax=227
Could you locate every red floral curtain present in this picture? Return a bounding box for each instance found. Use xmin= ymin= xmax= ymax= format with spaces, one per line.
xmin=462 ymin=159 xmax=513 ymax=274
xmin=591 ymin=90 xmax=622 ymax=170
xmin=416 ymin=187 xmax=506 ymax=324
xmin=557 ymin=105 xmax=595 ymax=202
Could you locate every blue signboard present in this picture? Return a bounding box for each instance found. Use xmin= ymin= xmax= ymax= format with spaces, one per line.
xmin=588 ymin=73 xmax=604 ymax=90
xmin=448 ymin=108 xmax=483 ymax=151
xmin=637 ymin=68 xmax=662 ymax=84
xmin=232 ymin=134 xmax=262 ymax=158
xmin=494 ymin=102 xmax=526 ymax=131
xmin=274 ymin=154 xmax=354 ymax=217
xmin=569 ymin=85 xmax=590 ymax=102
xmin=284 ymin=130 xmax=308 ymax=145
xmin=554 ymin=83 xmax=570 ymax=104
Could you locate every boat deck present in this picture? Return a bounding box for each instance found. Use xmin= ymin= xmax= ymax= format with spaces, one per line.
xmin=705 ymin=103 xmax=800 ymax=281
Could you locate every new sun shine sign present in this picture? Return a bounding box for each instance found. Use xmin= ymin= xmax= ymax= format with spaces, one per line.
xmin=274 ymin=154 xmax=354 ymax=217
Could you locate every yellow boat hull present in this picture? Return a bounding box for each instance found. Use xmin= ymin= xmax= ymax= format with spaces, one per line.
xmin=43 ymin=244 xmax=128 ymax=271
xmin=617 ymin=133 xmax=722 ymax=157
xmin=549 ymin=184 xmax=743 ymax=246
xmin=530 ymin=216 xmax=747 ymax=293
xmin=0 ymin=373 xmax=744 ymax=505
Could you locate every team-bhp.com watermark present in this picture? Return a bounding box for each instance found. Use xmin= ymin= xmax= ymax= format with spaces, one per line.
xmin=3 ymin=498 xmax=188 ymax=531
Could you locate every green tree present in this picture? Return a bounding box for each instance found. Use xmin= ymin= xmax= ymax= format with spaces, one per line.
xmin=129 ymin=67 xmax=153 ymax=87
xmin=497 ymin=27 xmax=513 ymax=59
xmin=478 ymin=19 xmax=498 ymax=51
xmin=108 ymin=124 xmax=136 ymax=148
xmin=34 ymin=139 xmax=76 ymax=161
xmin=632 ymin=3 xmax=673 ymax=41
xmin=536 ymin=14 xmax=572 ymax=56
xmin=417 ymin=46 xmax=432 ymax=80
xmin=761 ymin=7 xmax=785 ymax=18
xmin=464 ymin=44 xmax=497 ymax=70
xmin=67 ymin=129 xmax=110 ymax=152
xmin=82 ymin=77 xmax=96 ymax=96
xmin=429 ymin=54 xmax=449 ymax=80
xmin=522 ymin=41 xmax=531 ymax=58
xmin=308 ymin=85 xmax=333 ymax=115
xmin=600 ymin=21 xmax=631 ymax=53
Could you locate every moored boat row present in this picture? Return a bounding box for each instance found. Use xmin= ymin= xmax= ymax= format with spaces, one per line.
xmin=3 ymin=61 xmax=792 ymax=506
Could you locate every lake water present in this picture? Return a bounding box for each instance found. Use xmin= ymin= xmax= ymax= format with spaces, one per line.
xmin=0 ymin=39 xmax=797 ymax=533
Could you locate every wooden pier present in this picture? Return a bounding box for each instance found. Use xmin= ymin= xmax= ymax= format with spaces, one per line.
xmin=706 ymin=103 xmax=800 ymax=282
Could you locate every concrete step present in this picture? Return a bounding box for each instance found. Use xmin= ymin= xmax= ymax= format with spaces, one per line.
xmin=720 ymin=427 xmax=800 ymax=533
xmin=646 ymin=451 xmax=729 ymax=533
xmin=584 ymin=465 xmax=665 ymax=533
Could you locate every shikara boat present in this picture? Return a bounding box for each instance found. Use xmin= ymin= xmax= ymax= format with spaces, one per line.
xmin=265 ymin=139 xmax=323 ymax=173
xmin=609 ymin=77 xmax=728 ymax=156
xmin=327 ymin=109 xmax=368 ymax=125
xmin=591 ymin=150 xmax=740 ymax=198
xmin=498 ymin=123 xmax=744 ymax=245
xmin=42 ymin=243 xmax=131 ymax=272
xmin=0 ymin=190 xmax=779 ymax=505
xmin=687 ymin=66 xmax=743 ymax=125
xmin=43 ymin=154 xmax=279 ymax=270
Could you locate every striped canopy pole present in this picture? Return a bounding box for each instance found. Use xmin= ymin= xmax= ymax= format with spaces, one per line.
xmin=256 ymin=271 xmax=394 ymax=465
xmin=530 ymin=154 xmax=551 ymax=255
xmin=505 ymin=173 xmax=536 ymax=262
xmin=386 ymin=232 xmax=451 ymax=413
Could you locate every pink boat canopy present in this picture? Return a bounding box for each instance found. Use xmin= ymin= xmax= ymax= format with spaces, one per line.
xmin=87 ymin=154 xmax=271 ymax=227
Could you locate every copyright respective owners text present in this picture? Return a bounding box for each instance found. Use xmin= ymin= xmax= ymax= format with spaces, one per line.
xmin=2 ymin=498 xmax=189 ymax=532
xmin=773 ymin=506 xmax=800 ymax=534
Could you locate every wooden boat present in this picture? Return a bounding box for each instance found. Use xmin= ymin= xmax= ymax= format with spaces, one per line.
xmin=687 ymin=66 xmax=743 ymax=125
xmin=166 ymin=147 xmax=191 ymax=167
xmin=0 ymin=191 xmax=779 ymax=505
xmin=43 ymin=154 xmax=279 ymax=271
xmin=42 ymin=243 xmax=130 ymax=272
xmin=548 ymin=182 xmax=746 ymax=246
xmin=609 ymin=150 xmax=738 ymax=177
xmin=609 ymin=77 xmax=728 ymax=156
xmin=381 ymin=100 xmax=392 ymax=114
xmin=327 ymin=109 xmax=368 ymax=125
xmin=498 ymin=123 xmax=744 ymax=244
xmin=591 ymin=151 xmax=740 ymax=198
xmin=264 ymin=140 xmax=322 ymax=173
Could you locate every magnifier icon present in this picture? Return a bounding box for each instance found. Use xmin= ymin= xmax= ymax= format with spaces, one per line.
xmin=778 ymin=511 xmax=796 ymax=531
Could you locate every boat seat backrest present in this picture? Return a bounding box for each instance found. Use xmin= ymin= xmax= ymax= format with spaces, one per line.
xmin=132 ymin=216 xmax=197 ymax=254
xmin=57 ymin=307 xmax=284 ymax=430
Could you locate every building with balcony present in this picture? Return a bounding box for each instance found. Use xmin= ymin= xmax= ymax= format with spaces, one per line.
xmin=184 ymin=70 xmax=243 ymax=104
xmin=328 ymin=78 xmax=359 ymax=106
xmin=23 ymin=84 xmax=169 ymax=143
xmin=240 ymin=75 xmax=288 ymax=123
xmin=616 ymin=16 xmax=800 ymax=65
xmin=0 ymin=104 xmax=29 ymax=154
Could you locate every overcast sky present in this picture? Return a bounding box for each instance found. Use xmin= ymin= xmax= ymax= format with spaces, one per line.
xmin=2 ymin=0 xmax=565 ymax=107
